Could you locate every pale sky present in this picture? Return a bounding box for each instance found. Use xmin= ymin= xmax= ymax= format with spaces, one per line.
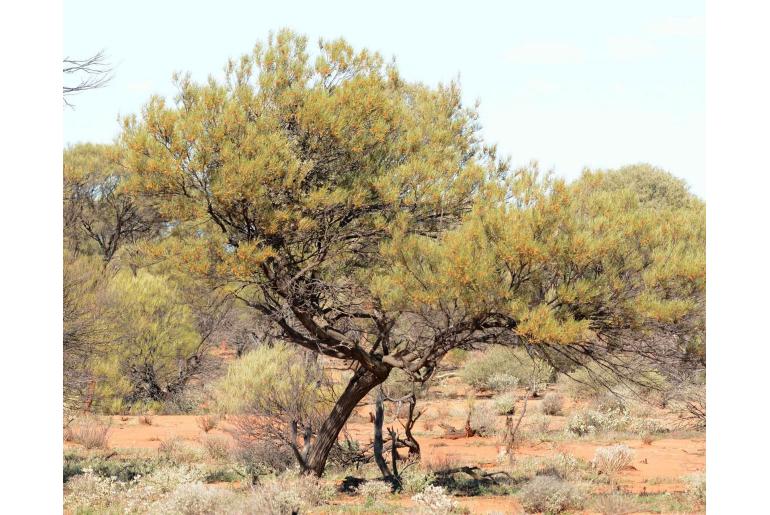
xmin=64 ymin=0 xmax=705 ymax=196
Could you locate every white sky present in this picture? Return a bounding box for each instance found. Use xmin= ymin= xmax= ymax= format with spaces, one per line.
xmin=64 ymin=0 xmax=705 ymax=196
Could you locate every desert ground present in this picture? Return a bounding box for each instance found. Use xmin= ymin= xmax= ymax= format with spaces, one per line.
xmin=64 ymin=356 xmax=705 ymax=514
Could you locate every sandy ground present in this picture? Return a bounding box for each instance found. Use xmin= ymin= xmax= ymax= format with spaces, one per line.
xmin=66 ymin=377 xmax=704 ymax=514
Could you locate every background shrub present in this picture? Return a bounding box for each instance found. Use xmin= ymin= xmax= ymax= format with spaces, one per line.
xmin=461 ymin=347 xmax=553 ymax=391
xmin=66 ymin=416 xmax=111 ymax=449
xmin=541 ymin=393 xmax=564 ymax=415
xmin=518 ymin=475 xmax=585 ymax=514
xmin=592 ymin=444 xmax=634 ymax=478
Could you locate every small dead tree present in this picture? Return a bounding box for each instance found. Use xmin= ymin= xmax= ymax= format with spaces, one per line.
xmin=63 ymin=50 xmax=113 ymax=107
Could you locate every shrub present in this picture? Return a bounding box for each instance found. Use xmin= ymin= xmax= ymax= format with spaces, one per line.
xmin=64 ymin=467 xmax=122 ymax=512
xmin=565 ymin=409 xmax=630 ymax=436
xmin=233 ymin=438 xmax=294 ymax=483
xmin=493 ymin=393 xmax=517 ymax=415
xmin=201 ymin=434 xmax=231 ymax=461
xmin=357 ymin=480 xmax=392 ymax=506
xmin=196 ymin=414 xmax=219 ymax=433
xmin=518 ymin=475 xmax=585 ymax=514
xmin=641 ymin=434 xmax=655 ymax=445
xmin=684 ymin=472 xmax=706 ymax=504
xmin=487 ymin=373 xmax=519 ymax=393
xmin=469 ymin=402 xmax=498 ymax=436
xmin=159 ymin=436 xmax=184 ymax=457
xmin=461 ymin=347 xmax=553 ymax=391
xmin=401 ymin=468 xmax=436 ymax=494
xmin=67 ymin=416 xmax=111 ymax=449
xmin=238 ymin=472 xmax=334 ymax=514
xmin=629 ymin=417 xmax=668 ymax=435
xmin=528 ymin=413 xmax=551 ymax=434
xmin=541 ymin=393 xmax=564 ymax=415
xmin=139 ymin=415 xmax=154 ymax=425
xmin=591 ymin=493 xmax=639 ymax=515
xmin=411 ymin=485 xmax=459 ymax=515
xmin=152 ymin=482 xmax=235 ymax=515
xmin=592 ymin=445 xmax=634 ymax=478
xmin=443 ymin=348 xmax=469 ymax=369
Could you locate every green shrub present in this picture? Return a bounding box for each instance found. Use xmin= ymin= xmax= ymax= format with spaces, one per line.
xmin=493 ymin=393 xmax=517 ymax=415
xmin=461 ymin=347 xmax=553 ymax=391
xmin=401 ymin=468 xmax=436 ymax=494
xmin=357 ymin=480 xmax=392 ymax=506
xmin=565 ymin=409 xmax=630 ymax=436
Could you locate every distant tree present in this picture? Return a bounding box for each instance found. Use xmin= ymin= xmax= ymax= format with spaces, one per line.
xmin=87 ymin=270 xmax=215 ymax=411
xmin=63 ymin=50 xmax=112 ymax=107
xmin=118 ymin=30 xmax=705 ymax=475
xmin=64 ymin=143 xmax=158 ymax=262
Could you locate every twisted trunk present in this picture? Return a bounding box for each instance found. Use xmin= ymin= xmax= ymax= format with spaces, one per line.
xmin=305 ymin=366 xmax=388 ymax=476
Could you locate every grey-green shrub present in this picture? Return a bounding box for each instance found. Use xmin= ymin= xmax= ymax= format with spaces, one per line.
xmin=541 ymin=393 xmax=564 ymax=415
xmin=518 ymin=475 xmax=585 ymax=514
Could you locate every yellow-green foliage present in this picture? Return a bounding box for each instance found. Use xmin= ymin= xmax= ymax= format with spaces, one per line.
xmin=214 ymin=343 xmax=331 ymax=417
xmin=376 ymin=164 xmax=705 ymax=347
xmin=88 ymin=270 xmax=201 ymax=412
xmin=118 ymin=29 xmax=498 ymax=293
xmin=461 ymin=346 xmax=553 ymax=390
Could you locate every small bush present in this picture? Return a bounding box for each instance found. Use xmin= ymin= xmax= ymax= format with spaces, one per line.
xmin=518 ymin=475 xmax=585 ymax=514
xmin=684 ymin=472 xmax=706 ymax=505
xmin=401 ymin=468 xmax=436 ymax=494
xmin=541 ymin=393 xmax=564 ymax=415
xmin=469 ymin=402 xmax=498 ymax=436
xmin=487 ymin=373 xmax=519 ymax=392
xmin=592 ymin=444 xmax=634 ymax=478
xmin=234 ymin=438 xmax=294 ymax=482
xmin=528 ymin=413 xmax=551 ymax=434
xmin=641 ymin=434 xmax=655 ymax=445
xmin=411 ymin=484 xmax=459 ymax=515
xmin=201 ymin=434 xmax=231 ymax=461
xmin=461 ymin=347 xmax=553 ymax=391
xmin=591 ymin=493 xmax=638 ymax=515
xmin=565 ymin=409 xmax=630 ymax=436
xmin=493 ymin=393 xmax=517 ymax=415
xmin=196 ymin=414 xmax=219 ymax=433
xmin=64 ymin=468 xmax=122 ymax=512
xmin=139 ymin=415 xmax=154 ymax=425
xmin=357 ymin=480 xmax=392 ymax=506
xmin=238 ymin=472 xmax=334 ymax=514
xmin=158 ymin=436 xmax=185 ymax=458
xmin=152 ymin=482 xmax=235 ymax=515
xmin=67 ymin=416 xmax=111 ymax=449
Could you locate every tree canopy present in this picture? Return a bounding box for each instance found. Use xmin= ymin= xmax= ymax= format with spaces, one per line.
xmin=116 ymin=29 xmax=705 ymax=475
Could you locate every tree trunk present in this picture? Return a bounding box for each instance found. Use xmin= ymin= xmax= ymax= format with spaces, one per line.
xmin=305 ymin=367 xmax=388 ymax=476
xmin=373 ymin=389 xmax=393 ymax=480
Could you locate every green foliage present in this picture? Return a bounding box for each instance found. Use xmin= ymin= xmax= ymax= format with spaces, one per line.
xmin=461 ymin=346 xmax=553 ymax=391
xmin=87 ymin=270 xmax=202 ymax=411
xmin=64 ymin=143 xmax=156 ymax=262
xmin=213 ymin=342 xmax=329 ymax=415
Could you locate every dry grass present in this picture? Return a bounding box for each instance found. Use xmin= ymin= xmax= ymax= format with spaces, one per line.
xmin=197 ymin=415 xmax=219 ymax=433
xmin=66 ymin=416 xmax=111 ymax=449
xmin=201 ymin=434 xmax=231 ymax=461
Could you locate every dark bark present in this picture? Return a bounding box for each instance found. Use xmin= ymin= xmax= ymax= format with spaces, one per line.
xmin=305 ymin=366 xmax=388 ymax=476
xmin=372 ymin=390 xmax=392 ymax=480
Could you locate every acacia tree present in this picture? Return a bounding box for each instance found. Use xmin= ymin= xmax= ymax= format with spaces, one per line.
xmin=119 ymin=30 xmax=705 ymax=476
